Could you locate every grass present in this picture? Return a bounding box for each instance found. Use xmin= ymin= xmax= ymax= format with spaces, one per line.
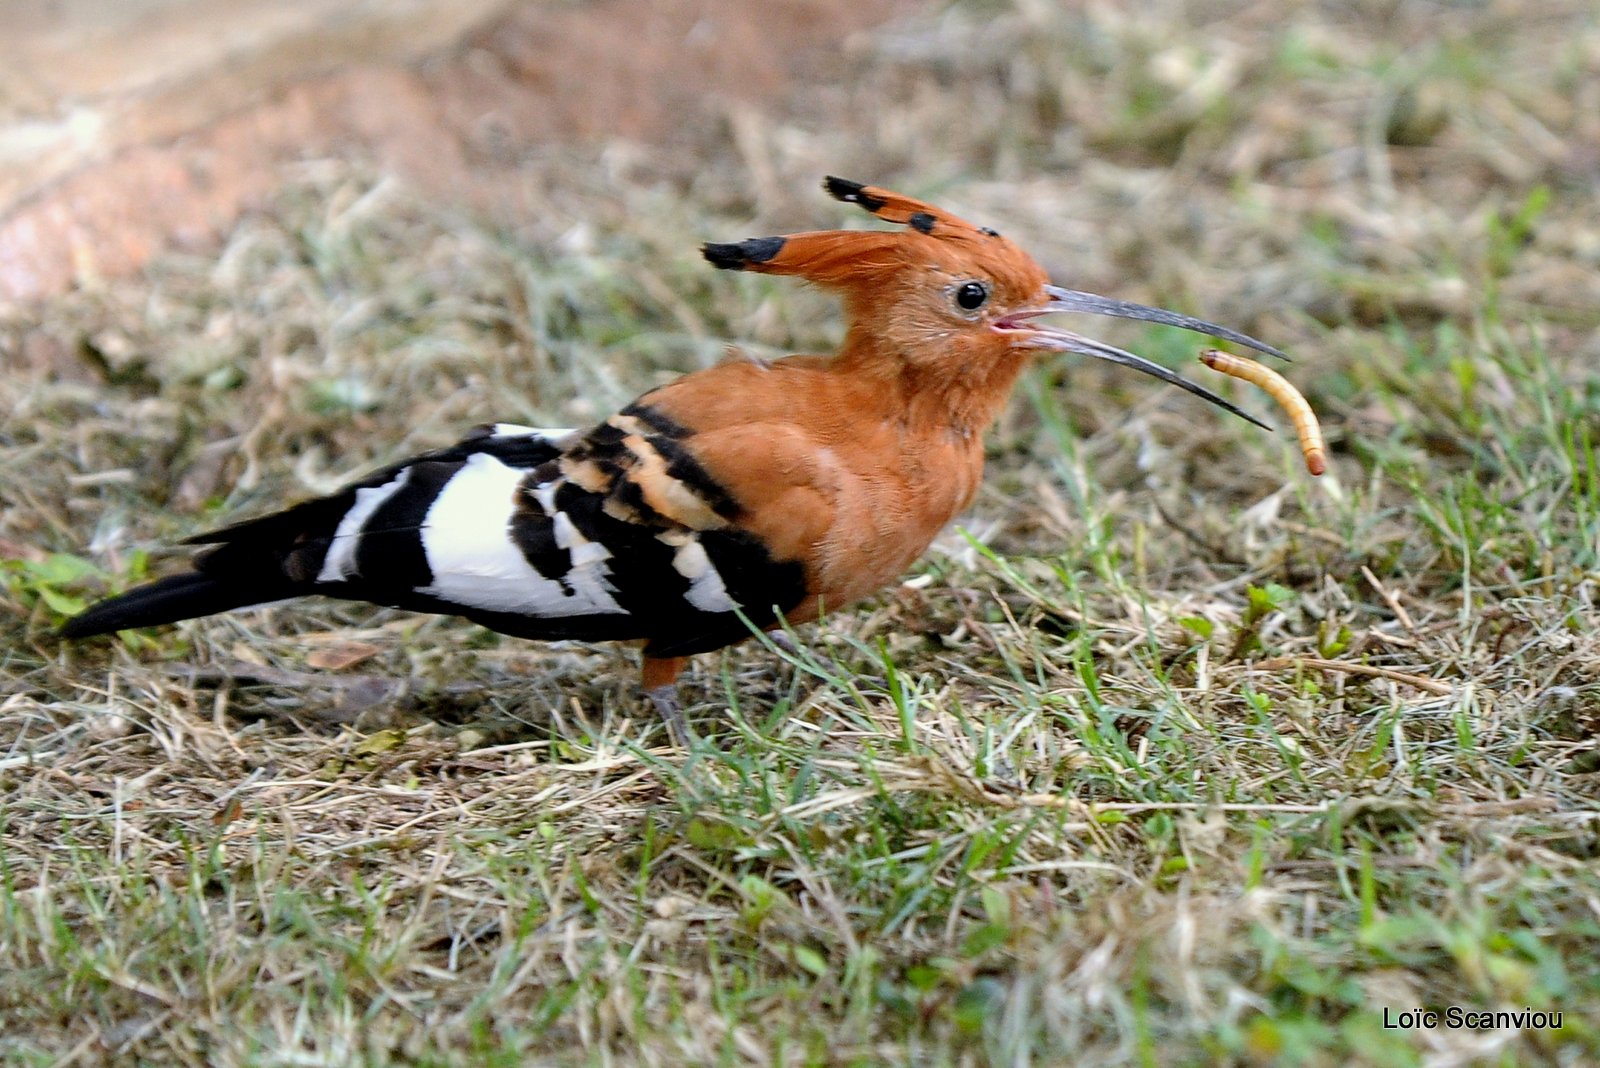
xmin=3 ymin=0 xmax=1600 ymax=1063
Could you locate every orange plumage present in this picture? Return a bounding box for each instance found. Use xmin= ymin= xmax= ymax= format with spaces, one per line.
xmin=62 ymin=177 xmax=1287 ymax=741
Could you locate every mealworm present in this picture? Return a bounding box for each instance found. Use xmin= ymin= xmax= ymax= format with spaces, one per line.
xmin=1199 ymin=349 xmax=1326 ymax=476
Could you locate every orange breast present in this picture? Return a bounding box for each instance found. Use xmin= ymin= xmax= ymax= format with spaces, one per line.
xmin=642 ymin=357 xmax=989 ymax=618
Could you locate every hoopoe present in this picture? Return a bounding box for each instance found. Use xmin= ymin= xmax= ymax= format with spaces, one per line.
xmin=62 ymin=177 xmax=1285 ymax=740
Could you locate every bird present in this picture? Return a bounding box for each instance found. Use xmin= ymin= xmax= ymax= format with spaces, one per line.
xmin=61 ymin=176 xmax=1285 ymax=741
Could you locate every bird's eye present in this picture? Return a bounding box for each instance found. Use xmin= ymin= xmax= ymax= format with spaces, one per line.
xmin=954 ymin=281 xmax=990 ymax=312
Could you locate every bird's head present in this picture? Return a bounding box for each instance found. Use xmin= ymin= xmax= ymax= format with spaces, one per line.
xmin=703 ymin=176 xmax=1281 ymax=430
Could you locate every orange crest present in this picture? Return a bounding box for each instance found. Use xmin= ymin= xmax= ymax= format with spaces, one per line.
xmin=701 ymin=177 xmax=1048 ymax=303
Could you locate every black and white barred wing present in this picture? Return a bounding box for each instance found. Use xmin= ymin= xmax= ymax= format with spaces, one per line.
xmin=309 ymin=429 xmax=628 ymax=624
xmin=304 ymin=411 xmax=807 ymax=654
xmin=64 ymin=415 xmax=806 ymax=653
xmin=140 ymin=424 xmax=571 ymax=622
xmin=59 ymin=423 xmax=570 ymax=638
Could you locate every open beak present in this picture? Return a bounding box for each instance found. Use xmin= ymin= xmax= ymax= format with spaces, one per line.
xmin=998 ymin=284 xmax=1285 ymax=430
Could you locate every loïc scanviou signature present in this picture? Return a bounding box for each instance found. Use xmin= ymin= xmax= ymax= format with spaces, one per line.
xmin=1383 ymin=1006 xmax=1563 ymax=1030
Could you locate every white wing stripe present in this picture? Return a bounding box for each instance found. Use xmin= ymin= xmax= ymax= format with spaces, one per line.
xmin=418 ymin=453 xmax=624 ymax=617
xmin=492 ymin=423 xmax=577 ymax=444
xmin=672 ymin=537 xmax=739 ymax=613
xmin=531 ymin=480 xmax=560 ymax=516
xmin=550 ymin=509 xmax=624 ymax=607
xmin=317 ymin=469 xmax=412 ymax=583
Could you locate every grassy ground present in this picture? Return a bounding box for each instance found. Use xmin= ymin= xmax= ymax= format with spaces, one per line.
xmin=4 ymin=0 xmax=1600 ymax=1064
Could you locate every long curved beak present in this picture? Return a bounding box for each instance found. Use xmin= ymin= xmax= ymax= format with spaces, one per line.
xmin=1001 ymin=284 xmax=1285 ymax=430
xmin=1042 ymin=285 xmax=1288 ymax=361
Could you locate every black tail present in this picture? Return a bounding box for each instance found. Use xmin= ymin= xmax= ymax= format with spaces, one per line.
xmin=58 ymin=572 xmax=285 ymax=639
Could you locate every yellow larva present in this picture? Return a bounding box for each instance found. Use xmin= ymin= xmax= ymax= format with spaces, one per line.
xmin=1199 ymin=349 xmax=1326 ymax=476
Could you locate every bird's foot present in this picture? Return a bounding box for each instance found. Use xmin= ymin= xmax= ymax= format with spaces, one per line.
xmin=646 ymin=684 xmax=691 ymax=747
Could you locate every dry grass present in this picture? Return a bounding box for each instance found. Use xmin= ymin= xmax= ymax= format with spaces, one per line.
xmin=4 ymin=1 xmax=1600 ymax=1064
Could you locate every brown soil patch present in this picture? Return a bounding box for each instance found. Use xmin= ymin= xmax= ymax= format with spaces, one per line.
xmin=0 ymin=0 xmax=910 ymax=302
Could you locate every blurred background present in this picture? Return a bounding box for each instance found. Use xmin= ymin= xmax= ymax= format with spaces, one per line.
xmin=6 ymin=0 xmax=1596 ymax=311
xmin=0 ymin=0 xmax=905 ymax=301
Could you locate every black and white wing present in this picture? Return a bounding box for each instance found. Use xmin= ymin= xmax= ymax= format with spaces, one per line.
xmin=65 ymin=413 xmax=807 ymax=658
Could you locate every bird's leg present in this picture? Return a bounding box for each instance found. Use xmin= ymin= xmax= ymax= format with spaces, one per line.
xmin=648 ymin=687 xmax=689 ymax=747
xmin=641 ymin=655 xmax=691 ymax=745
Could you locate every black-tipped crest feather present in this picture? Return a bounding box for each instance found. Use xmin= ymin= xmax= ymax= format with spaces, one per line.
xmin=823 ymin=175 xmax=883 ymax=211
xmin=701 ymin=236 xmax=786 ymax=271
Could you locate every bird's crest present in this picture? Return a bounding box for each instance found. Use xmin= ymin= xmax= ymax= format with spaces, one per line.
xmin=701 ymin=176 xmax=1031 ymax=291
xmin=820 ymin=176 xmax=1001 ymax=240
